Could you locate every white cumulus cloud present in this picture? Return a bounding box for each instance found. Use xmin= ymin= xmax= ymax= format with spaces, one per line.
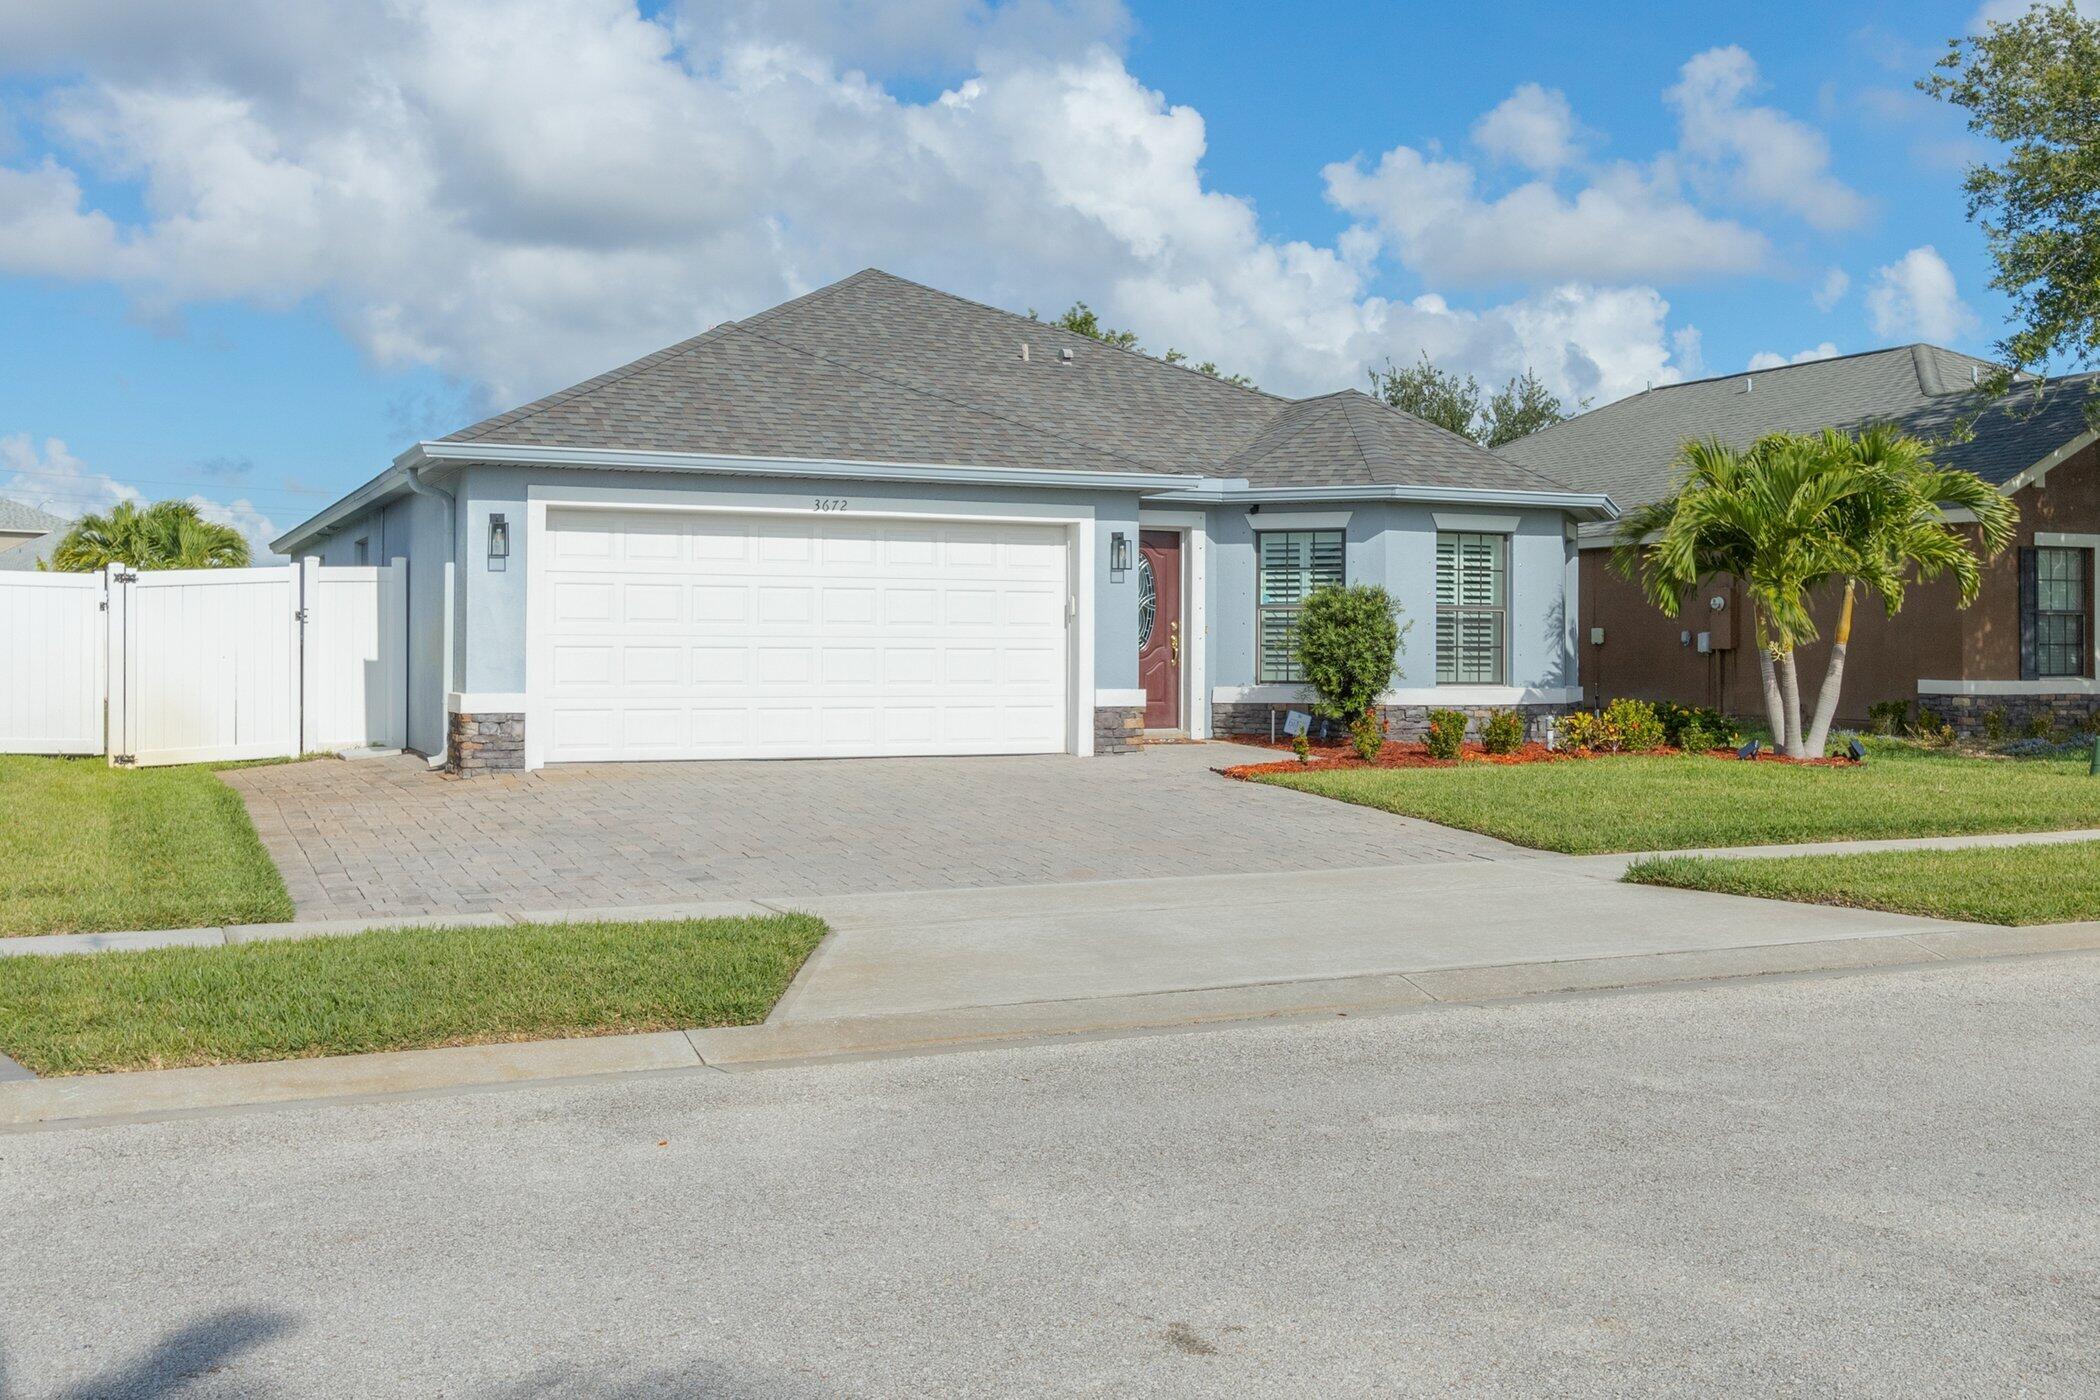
xmin=0 ymin=432 xmax=282 ymax=559
xmin=1471 ymin=83 xmax=1584 ymax=174
xmin=0 ymin=0 xmax=1732 ymax=419
xmin=1865 ymin=246 xmax=1976 ymax=343
xmin=1812 ymin=267 xmax=1850 ymax=311
xmin=1667 ymin=46 xmax=1869 ymax=231
xmin=1746 ymin=342 xmax=1841 ymax=371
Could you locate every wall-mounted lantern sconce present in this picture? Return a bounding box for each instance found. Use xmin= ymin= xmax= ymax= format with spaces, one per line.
xmin=488 ymin=513 xmax=510 ymax=572
xmin=1110 ymin=530 xmax=1131 ymax=576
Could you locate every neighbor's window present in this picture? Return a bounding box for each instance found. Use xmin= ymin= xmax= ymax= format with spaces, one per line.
xmin=1436 ymin=532 xmax=1508 ymax=685
xmin=1257 ymin=530 xmax=1344 ymax=683
xmin=2027 ymin=546 xmax=2088 ymax=679
xmin=353 ymin=537 xmax=369 ymax=565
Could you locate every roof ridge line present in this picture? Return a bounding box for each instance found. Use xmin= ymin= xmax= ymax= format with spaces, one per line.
xmin=722 ymin=320 xmax=1174 ymax=475
xmin=1225 ymin=398 xmax=1335 ymax=472
xmin=843 ymin=268 xmax=1291 ymax=405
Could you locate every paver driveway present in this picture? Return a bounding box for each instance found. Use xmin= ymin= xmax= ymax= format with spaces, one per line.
xmin=226 ymin=741 xmax=1533 ymax=921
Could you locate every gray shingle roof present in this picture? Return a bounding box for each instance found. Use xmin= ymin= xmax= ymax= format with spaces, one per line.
xmin=445 ymin=269 xmax=1571 ymax=493
xmin=0 ymin=498 xmax=70 ymax=533
xmin=1497 ymin=344 xmax=2100 ymax=518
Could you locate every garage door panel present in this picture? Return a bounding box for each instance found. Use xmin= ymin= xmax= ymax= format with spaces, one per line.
xmin=540 ymin=510 xmax=1071 ymax=762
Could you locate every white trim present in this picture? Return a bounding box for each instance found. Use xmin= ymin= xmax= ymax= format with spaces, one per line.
xmin=2035 ymin=532 xmax=2100 ymax=549
xmin=524 ymin=498 xmax=1095 ymax=767
xmin=1153 ymin=482 xmax=1619 ymax=520
xmin=1094 ymin=688 xmax=1148 ymax=706
xmin=2000 ymin=427 xmax=2099 ymax=498
xmin=1133 ymin=519 xmax=1210 ymax=738
xmin=1213 ymin=684 xmax=1581 ymax=706
xmin=423 ymin=441 xmax=1196 ymax=493
xmin=1246 ymin=510 xmax=1352 ymax=531
xmin=1138 ymin=508 xmax=1207 ymax=528
xmin=1920 ymin=678 xmax=2100 ymax=696
xmin=450 ymin=691 xmax=527 ymax=713
xmin=1432 ymin=511 xmax=1520 ymax=533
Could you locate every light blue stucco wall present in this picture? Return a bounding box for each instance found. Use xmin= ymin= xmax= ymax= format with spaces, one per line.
xmin=1200 ymin=502 xmax=1579 ymax=696
xmin=451 ymin=466 xmax=1145 ymax=697
xmin=305 ymin=489 xmax=453 ymax=756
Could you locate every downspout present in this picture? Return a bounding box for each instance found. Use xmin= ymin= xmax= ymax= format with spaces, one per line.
xmin=402 ymin=460 xmax=457 ymax=771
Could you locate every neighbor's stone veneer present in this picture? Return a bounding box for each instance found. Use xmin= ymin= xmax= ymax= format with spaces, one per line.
xmin=1918 ymin=691 xmax=2100 ymax=740
xmin=447 ymin=711 xmax=525 ymax=774
xmin=1093 ymin=705 xmax=1145 ymax=755
xmin=1212 ymin=701 xmax=1577 ymax=746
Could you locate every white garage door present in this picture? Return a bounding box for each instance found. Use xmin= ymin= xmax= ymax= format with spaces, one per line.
xmin=537 ymin=509 xmax=1072 ymax=762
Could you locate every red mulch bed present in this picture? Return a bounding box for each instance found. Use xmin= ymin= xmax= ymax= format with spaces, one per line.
xmin=1223 ymin=738 xmax=1859 ymax=777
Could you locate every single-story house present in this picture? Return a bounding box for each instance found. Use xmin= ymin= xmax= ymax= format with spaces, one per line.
xmin=274 ymin=270 xmax=1614 ymax=771
xmin=0 ymin=499 xmax=71 ymax=572
xmin=1497 ymin=345 xmax=2100 ymax=737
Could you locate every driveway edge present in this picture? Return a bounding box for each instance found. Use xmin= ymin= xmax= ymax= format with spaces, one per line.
xmin=8 ymin=920 xmax=2100 ymax=1130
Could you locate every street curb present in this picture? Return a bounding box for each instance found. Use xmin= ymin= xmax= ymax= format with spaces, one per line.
xmin=0 ymin=901 xmax=783 ymax=959
xmin=7 ymin=920 xmax=2100 ymax=1130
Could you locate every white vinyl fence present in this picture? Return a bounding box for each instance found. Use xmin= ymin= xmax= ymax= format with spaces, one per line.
xmin=0 ymin=559 xmax=406 ymax=767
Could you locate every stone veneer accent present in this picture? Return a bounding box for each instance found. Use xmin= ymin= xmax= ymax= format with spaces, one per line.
xmin=1093 ymin=705 xmax=1145 ymax=755
xmin=1213 ymin=700 xmax=1576 ymax=746
xmin=1918 ymin=690 xmax=2100 ymax=740
xmin=448 ymin=711 xmax=526 ymax=773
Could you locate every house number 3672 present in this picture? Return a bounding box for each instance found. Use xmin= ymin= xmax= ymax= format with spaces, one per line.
xmin=813 ymin=498 xmax=849 ymax=512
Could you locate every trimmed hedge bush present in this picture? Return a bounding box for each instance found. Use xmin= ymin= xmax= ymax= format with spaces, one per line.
xmin=1297 ymin=585 xmax=1407 ymax=723
xmin=1481 ymin=709 xmax=1525 ymax=755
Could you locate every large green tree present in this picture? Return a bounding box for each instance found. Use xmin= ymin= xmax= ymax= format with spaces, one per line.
xmin=48 ymin=499 xmax=252 ymax=572
xmin=1366 ymin=354 xmax=1585 ymax=445
xmin=1615 ymin=429 xmax=2014 ymax=758
xmin=1922 ymin=2 xmax=2100 ymax=385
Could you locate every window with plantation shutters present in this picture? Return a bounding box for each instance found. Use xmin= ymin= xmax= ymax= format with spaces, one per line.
xmin=1436 ymin=532 xmax=1507 ymax=685
xmin=1257 ymin=530 xmax=1344 ymax=683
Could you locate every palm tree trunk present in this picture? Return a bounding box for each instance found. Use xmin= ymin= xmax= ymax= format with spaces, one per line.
xmin=1803 ymin=580 xmax=1856 ymax=758
xmin=1752 ymin=603 xmax=1788 ymax=751
xmin=1776 ymin=649 xmax=1807 ymax=758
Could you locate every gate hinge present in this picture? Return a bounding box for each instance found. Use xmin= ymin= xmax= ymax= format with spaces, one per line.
xmin=113 ymin=570 xmax=138 ymax=584
xmin=295 ymin=607 xmax=310 ymax=623
xmin=112 ymin=754 xmax=136 ymax=767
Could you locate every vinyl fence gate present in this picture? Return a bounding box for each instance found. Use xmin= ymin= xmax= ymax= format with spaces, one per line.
xmin=0 ymin=559 xmax=408 ymax=767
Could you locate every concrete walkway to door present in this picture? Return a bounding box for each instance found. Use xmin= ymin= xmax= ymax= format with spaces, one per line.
xmin=227 ymin=741 xmax=1532 ymax=923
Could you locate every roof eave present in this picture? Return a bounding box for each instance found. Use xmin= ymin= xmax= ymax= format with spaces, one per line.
xmin=1148 ymin=481 xmax=1620 ymax=521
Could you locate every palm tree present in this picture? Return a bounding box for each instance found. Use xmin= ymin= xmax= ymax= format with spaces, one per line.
xmin=47 ymin=500 xmax=251 ymax=572
xmin=1617 ymin=428 xmax=2015 ymax=758
xmin=1797 ymin=425 xmax=2016 ymax=755
xmin=1614 ymin=435 xmax=1865 ymax=755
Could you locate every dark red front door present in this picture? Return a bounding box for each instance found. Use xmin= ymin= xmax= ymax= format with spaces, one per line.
xmin=1138 ymin=530 xmax=1182 ymax=728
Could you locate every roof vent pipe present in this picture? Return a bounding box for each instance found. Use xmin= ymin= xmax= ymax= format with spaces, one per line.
xmin=1059 ymin=347 xmax=1074 ymax=364
xmin=1020 ymin=343 xmax=1030 ymax=362
xmin=1744 ymin=376 xmax=1753 ymax=393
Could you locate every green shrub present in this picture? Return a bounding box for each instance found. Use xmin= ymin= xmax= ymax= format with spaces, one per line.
xmin=1602 ymin=697 xmax=1666 ymax=752
xmin=2082 ymin=710 xmax=2100 ymax=736
xmin=1866 ymin=700 xmax=1910 ymax=736
xmin=1423 ymin=708 xmax=1468 ymax=760
xmin=1291 ymin=730 xmax=1312 ymax=764
xmin=1350 ymin=709 xmax=1385 ymax=762
xmin=1677 ymin=721 xmax=1716 ymax=754
xmin=1655 ymin=701 xmax=1730 ymax=747
xmin=1557 ymin=710 xmax=1606 ymax=751
xmin=1982 ymin=708 xmax=2008 ymax=743
xmin=1481 ymin=709 xmax=1526 ymax=755
xmin=2024 ymin=712 xmax=2056 ymax=742
xmin=1913 ymin=711 xmax=1956 ymax=747
xmin=1296 ymin=585 xmax=1408 ymax=722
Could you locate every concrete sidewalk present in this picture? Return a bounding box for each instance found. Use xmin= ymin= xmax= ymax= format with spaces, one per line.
xmin=767 ymin=858 xmax=1978 ymax=1021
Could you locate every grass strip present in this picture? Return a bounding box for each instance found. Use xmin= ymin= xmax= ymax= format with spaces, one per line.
xmin=1625 ymin=840 xmax=2100 ymax=925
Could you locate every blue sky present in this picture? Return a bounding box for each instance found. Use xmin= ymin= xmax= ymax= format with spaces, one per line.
xmin=0 ymin=0 xmax=2021 ymax=552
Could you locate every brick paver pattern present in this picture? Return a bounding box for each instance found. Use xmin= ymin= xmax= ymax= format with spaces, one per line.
xmin=225 ymin=741 xmax=1535 ymax=921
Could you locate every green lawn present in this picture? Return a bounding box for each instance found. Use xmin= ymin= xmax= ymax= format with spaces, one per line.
xmin=0 ymin=756 xmax=295 ymax=936
xmin=1253 ymin=745 xmax=2100 ymax=854
xmin=1625 ymin=840 xmax=2100 ymax=925
xmin=0 ymin=914 xmax=827 ymax=1076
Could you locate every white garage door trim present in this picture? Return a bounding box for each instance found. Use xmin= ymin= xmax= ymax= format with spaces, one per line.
xmin=523 ymin=500 xmax=1095 ymax=769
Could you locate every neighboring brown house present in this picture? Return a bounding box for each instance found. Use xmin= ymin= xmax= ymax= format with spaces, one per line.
xmin=1497 ymin=345 xmax=2100 ymax=737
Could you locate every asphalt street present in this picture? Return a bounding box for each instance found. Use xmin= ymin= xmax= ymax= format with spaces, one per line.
xmin=4 ymin=954 xmax=2097 ymax=1397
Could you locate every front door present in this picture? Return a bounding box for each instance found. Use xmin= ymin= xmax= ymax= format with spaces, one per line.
xmin=1138 ymin=529 xmax=1182 ymax=728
